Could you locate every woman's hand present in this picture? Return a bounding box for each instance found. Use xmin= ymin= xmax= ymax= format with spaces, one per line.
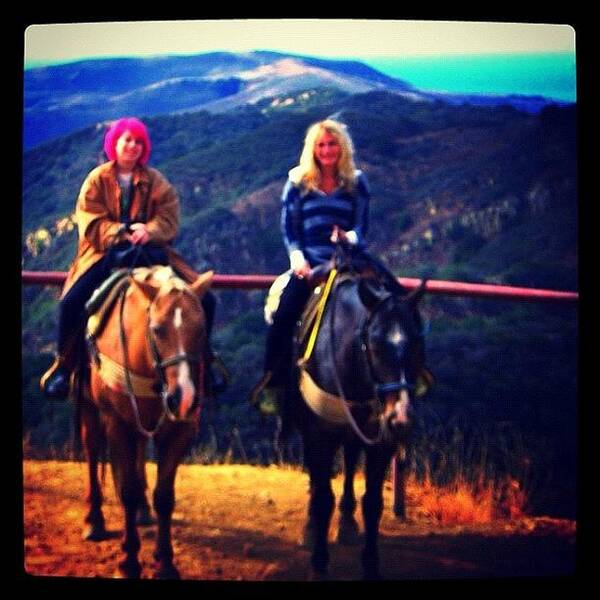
xmin=331 ymin=225 xmax=358 ymax=246
xmin=290 ymin=249 xmax=312 ymax=279
xmin=293 ymin=261 xmax=312 ymax=279
xmin=331 ymin=225 xmax=348 ymax=243
xmin=128 ymin=222 xmax=151 ymax=245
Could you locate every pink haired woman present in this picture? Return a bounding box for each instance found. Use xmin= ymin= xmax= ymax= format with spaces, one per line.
xmin=40 ymin=117 xmax=220 ymax=398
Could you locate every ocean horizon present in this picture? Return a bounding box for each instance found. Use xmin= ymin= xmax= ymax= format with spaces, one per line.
xmin=363 ymin=52 xmax=576 ymax=102
xmin=24 ymin=51 xmax=577 ymax=104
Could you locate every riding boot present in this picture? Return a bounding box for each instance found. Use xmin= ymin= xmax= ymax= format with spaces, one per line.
xmin=249 ymin=371 xmax=284 ymax=417
xmin=39 ymin=356 xmax=71 ymax=399
xmin=39 ymin=334 xmax=80 ymax=400
xmin=415 ymin=366 xmax=435 ymax=397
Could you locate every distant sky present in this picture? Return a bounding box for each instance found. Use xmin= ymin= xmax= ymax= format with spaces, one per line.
xmin=23 ymin=19 xmax=576 ymax=68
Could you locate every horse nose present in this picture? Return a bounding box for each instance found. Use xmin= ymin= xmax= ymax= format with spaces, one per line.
xmin=390 ymin=390 xmax=411 ymax=427
xmin=166 ymin=386 xmax=183 ymax=416
xmin=166 ymin=383 xmax=197 ymax=419
xmin=381 ymin=390 xmax=412 ymax=444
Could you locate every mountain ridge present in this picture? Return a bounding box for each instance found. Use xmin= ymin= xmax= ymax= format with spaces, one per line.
xmin=23 ymin=50 xmax=570 ymax=150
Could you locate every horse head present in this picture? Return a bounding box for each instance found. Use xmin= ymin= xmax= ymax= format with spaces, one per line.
xmin=358 ymin=277 xmax=427 ymax=442
xmin=133 ymin=267 xmax=213 ymax=421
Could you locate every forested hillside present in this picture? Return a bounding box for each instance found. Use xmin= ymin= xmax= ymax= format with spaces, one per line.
xmin=21 ymin=88 xmax=578 ymax=517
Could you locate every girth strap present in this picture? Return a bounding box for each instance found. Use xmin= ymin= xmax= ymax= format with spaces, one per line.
xmin=298 ymin=367 xmax=380 ymax=425
xmin=95 ymin=350 xmax=158 ymax=398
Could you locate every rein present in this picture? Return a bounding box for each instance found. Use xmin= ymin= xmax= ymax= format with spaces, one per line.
xmin=305 ymin=272 xmax=413 ymax=445
xmin=328 ymin=279 xmax=385 ymax=445
xmin=116 ymin=275 xmax=200 ymax=438
xmin=360 ymin=293 xmax=416 ymax=400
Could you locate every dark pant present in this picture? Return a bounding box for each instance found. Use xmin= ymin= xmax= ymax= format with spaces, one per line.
xmin=264 ymin=274 xmax=311 ymax=385
xmin=57 ymin=258 xmax=112 ymax=359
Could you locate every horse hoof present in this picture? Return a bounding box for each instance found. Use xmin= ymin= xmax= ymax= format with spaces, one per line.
xmin=362 ymin=569 xmax=382 ymax=581
xmin=116 ymin=559 xmax=142 ymax=579
xmin=308 ymin=567 xmax=330 ymax=581
xmin=337 ymin=519 xmax=360 ymax=545
xmin=137 ymin=506 xmax=155 ymax=526
xmin=82 ymin=523 xmax=108 ymax=541
xmin=299 ymin=525 xmax=315 ymax=549
xmin=393 ymin=506 xmax=407 ymax=520
xmin=154 ymin=563 xmax=181 ymax=580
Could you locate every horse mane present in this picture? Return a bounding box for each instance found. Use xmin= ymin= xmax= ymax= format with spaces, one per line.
xmin=131 ymin=266 xmax=204 ymax=304
xmin=131 ymin=265 xmax=213 ymax=300
xmin=132 ymin=265 xmax=185 ymax=290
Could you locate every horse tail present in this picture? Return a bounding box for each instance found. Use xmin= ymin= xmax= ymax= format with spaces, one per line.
xmin=100 ymin=435 xmax=108 ymax=489
xmin=72 ymin=368 xmax=84 ymax=459
xmin=73 ymin=361 xmax=109 ymax=490
xmin=72 ymin=387 xmax=82 ymax=459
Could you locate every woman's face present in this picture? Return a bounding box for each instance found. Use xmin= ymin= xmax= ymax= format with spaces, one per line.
xmin=115 ymin=130 xmax=144 ymax=167
xmin=314 ymin=130 xmax=341 ymax=170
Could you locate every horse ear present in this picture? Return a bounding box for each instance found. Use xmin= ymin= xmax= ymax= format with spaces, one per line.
xmin=358 ymin=277 xmax=386 ymax=309
xmin=403 ymin=279 xmax=428 ymax=306
xmin=190 ymin=270 xmax=214 ymax=299
xmin=134 ymin=278 xmax=159 ymax=300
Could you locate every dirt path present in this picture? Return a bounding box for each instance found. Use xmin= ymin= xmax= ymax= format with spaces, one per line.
xmin=21 ymin=460 xmax=576 ymax=581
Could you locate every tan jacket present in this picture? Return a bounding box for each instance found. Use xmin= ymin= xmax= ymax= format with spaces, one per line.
xmin=62 ymin=161 xmax=199 ymax=297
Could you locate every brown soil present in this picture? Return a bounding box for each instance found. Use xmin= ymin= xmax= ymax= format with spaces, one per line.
xmin=22 ymin=460 xmax=576 ymax=581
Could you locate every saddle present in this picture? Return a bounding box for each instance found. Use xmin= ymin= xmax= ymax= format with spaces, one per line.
xmin=85 ymin=266 xmax=179 ymax=340
xmin=85 ymin=269 xmax=132 ymax=342
xmin=295 ymin=269 xmax=357 ymax=356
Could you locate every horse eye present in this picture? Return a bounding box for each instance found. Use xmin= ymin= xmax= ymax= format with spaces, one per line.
xmin=151 ymin=324 xmax=166 ymax=337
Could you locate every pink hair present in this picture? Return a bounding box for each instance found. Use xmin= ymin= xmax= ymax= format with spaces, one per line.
xmin=103 ymin=117 xmax=152 ymax=165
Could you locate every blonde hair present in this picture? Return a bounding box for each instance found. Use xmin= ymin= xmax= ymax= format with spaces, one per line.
xmin=291 ymin=119 xmax=357 ymax=193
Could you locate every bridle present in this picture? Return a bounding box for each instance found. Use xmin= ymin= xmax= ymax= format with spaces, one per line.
xmin=328 ymin=279 xmax=415 ymax=445
xmin=359 ymin=292 xmax=416 ymax=401
xmin=118 ymin=280 xmax=202 ymax=438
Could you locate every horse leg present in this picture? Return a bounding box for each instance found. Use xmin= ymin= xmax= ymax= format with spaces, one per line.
xmin=152 ymin=425 xmax=194 ymax=579
xmin=106 ymin=416 xmax=144 ymax=579
xmin=304 ymin=434 xmax=338 ymax=580
xmin=392 ymin=444 xmax=408 ymax=520
xmin=136 ymin=444 xmax=154 ymax=526
xmin=80 ymin=398 xmax=108 ymax=541
xmin=360 ymin=446 xmax=395 ymax=580
xmin=337 ymin=442 xmax=361 ymax=545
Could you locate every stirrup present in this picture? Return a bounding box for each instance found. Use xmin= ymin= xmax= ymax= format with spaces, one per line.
xmin=249 ymin=372 xmax=282 ymax=416
xmin=415 ymin=367 xmax=435 ymax=397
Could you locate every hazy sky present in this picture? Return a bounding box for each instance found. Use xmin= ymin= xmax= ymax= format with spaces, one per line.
xmin=24 ymin=19 xmax=576 ymax=68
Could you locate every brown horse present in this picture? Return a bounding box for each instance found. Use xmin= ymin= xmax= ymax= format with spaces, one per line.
xmin=76 ymin=265 xmax=213 ymax=579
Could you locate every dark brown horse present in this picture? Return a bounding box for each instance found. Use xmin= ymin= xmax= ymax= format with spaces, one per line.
xmin=76 ymin=265 xmax=212 ymax=578
xmin=291 ymin=265 xmax=427 ymax=580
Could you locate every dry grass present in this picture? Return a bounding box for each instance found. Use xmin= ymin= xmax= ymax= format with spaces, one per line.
xmin=21 ymin=460 xmax=576 ymax=580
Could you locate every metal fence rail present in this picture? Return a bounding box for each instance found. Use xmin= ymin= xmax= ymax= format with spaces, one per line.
xmin=21 ymin=271 xmax=579 ymax=303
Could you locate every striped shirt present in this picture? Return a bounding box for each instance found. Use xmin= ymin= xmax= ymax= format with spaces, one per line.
xmin=281 ymin=169 xmax=370 ymax=267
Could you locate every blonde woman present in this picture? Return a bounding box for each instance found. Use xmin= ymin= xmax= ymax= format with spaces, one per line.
xmin=253 ymin=119 xmax=430 ymax=441
xmin=252 ymin=119 xmax=380 ymax=429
